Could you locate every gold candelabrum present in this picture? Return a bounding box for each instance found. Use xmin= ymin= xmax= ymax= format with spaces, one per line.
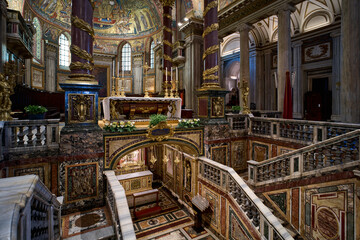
xmin=240 ymin=79 xmax=251 ymax=114
xmin=0 ymin=61 xmax=25 ymax=121
xmin=143 ymin=64 xmax=150 ymax=98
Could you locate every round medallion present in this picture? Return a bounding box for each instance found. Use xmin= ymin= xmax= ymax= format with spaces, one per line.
xmin=317 ymin=208 xmax=339 ymax=239
xmin=75 ymin=213 xmax=101 ymax=228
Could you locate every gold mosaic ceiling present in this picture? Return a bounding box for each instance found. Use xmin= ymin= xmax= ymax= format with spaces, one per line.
xmin=26 ymin=0 xmax=163 ymax=38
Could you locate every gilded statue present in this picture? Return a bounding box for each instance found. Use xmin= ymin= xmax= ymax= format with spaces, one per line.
xmin=240 ymin=80 xmax=251 ymax=114
xmin=110 ymin=100 xmax=120 ymax=120
xmin=212 ymin=97 xmax=223 ymax=117
xmin=0 ymin=74 xmax=12 ymax=120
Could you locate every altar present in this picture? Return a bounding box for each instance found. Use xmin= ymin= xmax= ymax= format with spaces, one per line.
xmin=102 ymin=97 xmax=182 ymax=121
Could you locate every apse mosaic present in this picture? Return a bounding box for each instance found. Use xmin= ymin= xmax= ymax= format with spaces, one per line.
xmin=28 ymin=0 xmax=161 ymax=39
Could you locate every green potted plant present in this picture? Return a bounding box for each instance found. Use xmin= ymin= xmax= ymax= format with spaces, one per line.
xmin=24 ymin=105 xmax=48 ymax=120
xmin=231 ymin=105 xmax=241 ymax=113
xmin=149 ymin=114 xmax=167 ymax=128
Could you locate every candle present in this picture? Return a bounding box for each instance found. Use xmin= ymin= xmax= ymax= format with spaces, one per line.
xmin=117 ymin=61 xmax=119 ymax=77
xmin=171 ymin=67 xmax=173 ymax=82
xmin=113 ymin=59 xmax=115 ymax=76
xmin=122 ymin=70 xmax=124 ymax=79
xmin=176 ymin=67 xmax=178 ymax=81
xmin=165 ymin=67 xmax=167 ymax=82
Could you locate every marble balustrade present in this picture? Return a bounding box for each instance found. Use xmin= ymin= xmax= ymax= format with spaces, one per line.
xmin=104 ymin=171 xmax=136 ymax=240
xmin=198 ymin=157 xmax=294 ymax=240
xmin=248 ymin=129 xmax=360 ymax=186
xmin=1 ymin=119 xmax=60 ymax=155
xmin=227 ymin=114 xmax=360 ymax=145
xmin=0 ymin=175 xmax=61 ymax=239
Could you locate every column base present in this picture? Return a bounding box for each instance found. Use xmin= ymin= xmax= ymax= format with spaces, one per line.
xmin=293 ymin=112 xmax=303 ymax=119
xmin=331 ymin=115 xmax=341 ymax=122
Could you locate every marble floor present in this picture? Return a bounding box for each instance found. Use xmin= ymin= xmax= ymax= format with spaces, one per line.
xmin=61 ymin=206 xmax=114 ymax=240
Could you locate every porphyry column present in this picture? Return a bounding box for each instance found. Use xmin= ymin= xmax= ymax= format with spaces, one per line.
xmin=202 ymin=0 xmax=220 ymax=88
xmin=161 ymin=0 xmax=175 ymax=95
xmin=68 ymin=0 xmax=95 ymax=84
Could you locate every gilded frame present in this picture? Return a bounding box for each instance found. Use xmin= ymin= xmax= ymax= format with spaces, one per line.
xmin=31 ymin=67 xmax=45 ymax=90
xmin=67 ymin=93 xmax=96 ymax=124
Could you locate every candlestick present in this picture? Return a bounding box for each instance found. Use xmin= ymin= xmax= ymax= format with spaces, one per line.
xmin=117 ymin=61 xmax=119 ymax=76
xmin=116 ymin=77 xmax=120 ymax=96
xmin=144 ymin=63 xmax=150 ymax=98
xmin=112 ymin=59 xmax=115 ymax=76
xmin=122 ymin=70 xmax=124 ymax=79
xmin=111 ymin=76 xmax=116 ymax=96
xmin=165 ymin=67 xmax=168 ymax=98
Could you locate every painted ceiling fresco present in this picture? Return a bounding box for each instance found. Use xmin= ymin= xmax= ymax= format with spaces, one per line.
xmin=27 ymin=0 xmax=162 ymax=38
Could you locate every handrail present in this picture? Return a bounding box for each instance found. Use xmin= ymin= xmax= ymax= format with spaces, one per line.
xmin=198 ymin=157 xmax=294 ymax=240
xmin=104 ymin=171 xmax=136 ymax=240
xmin=0 ymin=175 xmax=61 ymax=239
xmin=247 ymin=129 xmax=360 ymax=185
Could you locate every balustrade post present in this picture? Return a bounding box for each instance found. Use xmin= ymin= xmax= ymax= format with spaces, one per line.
xmin=247 ymin=160 xmax=258 ymax=184
xmin=248 ymin=117 xmax=252 ymax=135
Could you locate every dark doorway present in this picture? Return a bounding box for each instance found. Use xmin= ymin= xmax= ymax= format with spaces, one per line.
xmin=304 ymin=77 xmax=332 ymax=121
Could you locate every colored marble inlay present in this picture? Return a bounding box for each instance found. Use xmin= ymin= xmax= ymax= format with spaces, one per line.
xmin=268 ymin=192 xmax=287 ymax=215
xmin=252 ymin=142 xmax=269 ymax=161
xmin=65 ymin=163 xmax=98 ymax=202
xmin=291 ymin=188 xmax=299 ymax=230
xmin=228 ymin=206 xmax=250 ymax=240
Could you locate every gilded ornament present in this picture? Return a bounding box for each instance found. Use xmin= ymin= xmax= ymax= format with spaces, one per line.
xmin=203 ymin=65 xmax=219 ymax=77
xmin=203 ymin=74 xmax=219 ymax=80
xmin=212 ymin=97 xmax=224 ymax=117
xmin=202 ymin=23 xmax=219 ymax=38
xmin=163 ymin=40 xmax=173 ymax=48
xmin=202 ymin=44 xmax=219 ymax=60
xmin=146 ymin=121 xmax=174 ymax=142
xmin=71 ymin=15 xmax=95 ymax=38
xmin=72 ymin=95 xmax=92 ymax=122
xmin=70 ymin=61 xmax=94 ymax=71
xmin=163 ymin=54 xmax=173 ymax=63
xmin=164 ymin=13 xmax=172 ymax=19
xmin=203 ymin=0 xmax=218 ymax=17
xmin=160 ymin=0 xmax=175 ymax=7
xmin=240 ymin=80 xmax=251 ymax=114
xmin=163 ymin=26 xmax=172 ymax=33
xmin=70 ymin=45 xmax=94 ymax=64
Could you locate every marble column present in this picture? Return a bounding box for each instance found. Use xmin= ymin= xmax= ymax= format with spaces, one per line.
xmin=202 ymin=0 xmax=220 ymax=88
xmin=133 ymin=53 xmax=143 ymax=94
xmin=250 ymin=50 xmax=264 ymax=110
xmin=341 ymin=0 xmax=360 ymax=123
xmin=68 ymin=0 xmax=95 ymax=83
xmin=264 ymin=49 xmax=274 ymax=110
xmin=180 ymin=18 xmax=203 ymax=111
xmin=45 ymin=42 xmax=58 ymax=92
xmin=161 ymin=0 xmax=175 ymax=93
xmin=277 ymin=4 xmax=294 ymax=113
xmin=292 ymin=40 xmax=303 ymax=119
xmin=330 ymin=30 xmax=341 ymax=121
xmin=0 ymin=0 xmax=7 ymax=72
xmin=238 ymin=23 xmax=252 ymax=112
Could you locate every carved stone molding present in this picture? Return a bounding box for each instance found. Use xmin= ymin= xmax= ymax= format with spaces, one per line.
xmin=237 ymin=23 xmax=253 ymax=33
xmin=45 ymin=42 xmax=58 ymax=53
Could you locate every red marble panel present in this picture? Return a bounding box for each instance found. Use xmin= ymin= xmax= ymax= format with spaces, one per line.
xmin=291 ymin=188 xmax=299 ymax=230
xmin=198 ymin=98 xmax=208 ymax=117
xmin=271 ymin=145 xmax=277 ymax=158
xmin=221 ymin=196 xmax=226 ymax=236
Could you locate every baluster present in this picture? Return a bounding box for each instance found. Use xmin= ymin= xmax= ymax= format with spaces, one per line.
xmin=36 ymin=125 xmax=42 ymax=146
xmin=28 ymin=125 xmax=34 ymax=146
xmin=246 ymin=201 xmax=253 ymax=219
xmin=252 ymin=207 xmax=260 ymax=227
xmin=257 ymin=167 xmax=262 ymax=182
xmin=17 ymin=126 xmax=25 ymax=147
xmin=276 ymin=161 xmax=282 ymax=178
xmin=11 ymin=127 xmax=17 ymax=147
xmin=270 ymin=163 xmax=275 ymax=178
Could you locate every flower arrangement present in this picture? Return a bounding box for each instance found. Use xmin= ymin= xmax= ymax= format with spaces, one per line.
xmin=231 ymin=105 xmax=241 ymax=112
xmin=177 ymin=119 xmax=200 ymax=128
xmin=149 ymin=114 xmax=167 ymax=128
xmin=104 ymin=121 xmax=136 ymax=132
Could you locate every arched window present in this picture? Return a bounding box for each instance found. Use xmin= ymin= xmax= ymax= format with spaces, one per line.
xmin=150 ymin=40 xmax=155 ymax=69
xmin=121 ymin=43 xmax=131 ymax=72
xmin=33 ymin=17 xmax=41 ymax=62
xmin=59 ymin=33 xmax=70 ymax=68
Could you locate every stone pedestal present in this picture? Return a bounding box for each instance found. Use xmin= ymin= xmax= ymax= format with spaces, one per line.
xmin=197 ymin=89 xmax=229 ymax=125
